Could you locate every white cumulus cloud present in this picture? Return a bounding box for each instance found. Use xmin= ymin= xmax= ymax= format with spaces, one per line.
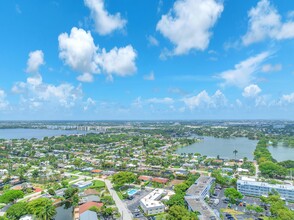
xmin=96 ymin=45 xmax=137 ymax=77
xmin=58 ymin=27 xmax=137 ymax=82
xmin=242 ymin=0 xmax=294 ymax=45
xmin=13 ymin=51 xmax=83 ymax=109
xmin=183 ymin=90 xmax=227 ymax=110
xmin=58 ymin=27 xmax=99 ymax=82
xmin=84 ymin=0 xmax=126 ymax=35
xmin=218 ymin=51 xmax=270 ymax=88
xmin=13 ymin=75 xmax=83 ymax=108
xmin=77 ymin=73 xmax=94 ymax=83
xmin=26 ymin=50 xmax=45 ymax=73
xmin=156 ymin=0 xmax=223 ymax=55
xmin=242 ymin=84 xmax=262 ymax=98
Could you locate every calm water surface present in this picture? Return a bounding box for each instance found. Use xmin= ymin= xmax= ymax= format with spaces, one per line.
xmin=177 ymin=136 xmax=258 ymax=160
xmin=0 ymin=129 xmax=88 ymax=139
xmin=54 ymin=204 xmax=73 ymax=220
xmin=177 ymin=136 xmax=294 ymax=161
xmin=268 ymin=145 xmax=294 ymax=162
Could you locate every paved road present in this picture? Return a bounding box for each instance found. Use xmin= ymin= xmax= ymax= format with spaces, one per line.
xmin=254 ymin=161 xmax=259 ymax=178
xmin=68 ymin=172 xmax=133 ymax=220
xmin=104 ymin=179 xmax=133 ymax=220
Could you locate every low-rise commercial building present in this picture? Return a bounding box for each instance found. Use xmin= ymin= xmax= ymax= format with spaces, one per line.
xmin=237 ymin=178 xmax=294 ymax=201
xmin=140 ymin=189 xmax=166 ymax=215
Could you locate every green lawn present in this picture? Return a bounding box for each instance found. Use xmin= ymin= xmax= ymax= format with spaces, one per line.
xmin=92 ymin=180 xmax=105 ymax=188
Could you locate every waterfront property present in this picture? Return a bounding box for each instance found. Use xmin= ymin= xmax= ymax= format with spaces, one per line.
xmin=237 ymin=177 xmax=294 ymax=201
xmin=140 ymin=189 xmax=166 ymax=215
xmin=185 ymin=176 xmax=220 ymax=220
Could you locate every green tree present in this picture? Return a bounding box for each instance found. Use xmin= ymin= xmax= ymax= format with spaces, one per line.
xmin=61 ymin=180 xmax=69 ymax=188
xmin=260 ymin=194 xmax=294 ymax=219
xmin=6 ymin=202 xmax=28 ymax=220
xmin=102 ymin=207 xmax=113 ymax=216
xmin=32 ymin=169 xmax=39 ymax=180
xmin=64 ymin=187 xmax=78 ymax=199
xmin=64 ymin=187 xmax=79 ymax=206
xmin=0 ymin=190 xmax=24 ymax=204
xmin=259 ymin=161 xmax=287 ymax=178
xmin=174 ymin=183 xmax=189 ymax=194
xmin=27 ymin=198 xmax=56 ymax=220
xmin=224 ymin=188 xmax=243 ymax=203
xmin=167 ymin=205 xmax=198 ymax=220
xmin=112 ymin=172 xmax=136 ymax=187
xmin=166 ymin=194 xmax=185 ymax=207
xmin=47 ymin=188 xmax=56 ymax=196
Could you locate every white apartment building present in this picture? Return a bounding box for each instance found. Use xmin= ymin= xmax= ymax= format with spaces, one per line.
xmin=185 ymin=176 xmax=219 ymax=220
xmin=140 ymin=189 xmax=166 ymax=215
xmin=237 ymin=178 xmax=294 ymax=201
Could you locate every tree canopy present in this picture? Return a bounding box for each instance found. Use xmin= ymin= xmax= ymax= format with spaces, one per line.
xmin=6 ymin=202 xmax=28 ymax=220
xmin=27 ymin=198 xmax=56 ymax=220
xmin=112 ymin=171 xmax=136 ymax=186
xmin=0 ymin=190 xmax=24 ymax=204
xmin=224 ymin=188 xmax=243 ymax=203
xmin=259 ymin=161 xmax=287 ymax=178
xmin=167 ymin=205 xmax=198 ymax=220
xmin=261 ymin=195 xmax=294 ymax=220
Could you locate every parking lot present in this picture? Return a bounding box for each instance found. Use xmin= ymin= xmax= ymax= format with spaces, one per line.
xmin=125 ymin=188 xmax=153 ymax=220
xmin=209 ymin=187 xmax=271 ymax=220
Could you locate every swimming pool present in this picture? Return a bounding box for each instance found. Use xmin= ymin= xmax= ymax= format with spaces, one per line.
xmin=127 ymin=189 xmax=139 ymax=196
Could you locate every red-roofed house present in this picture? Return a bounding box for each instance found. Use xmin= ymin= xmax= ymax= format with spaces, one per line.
xmin=138 ymin=175 xmax=153 ymax=182
xmin=79 ymin=202 xmax=103 ymax=214
xmin=91 ymin=169 xmax=103 ymax=174
xmin=152 ymin=177 xmax=169 ymax=184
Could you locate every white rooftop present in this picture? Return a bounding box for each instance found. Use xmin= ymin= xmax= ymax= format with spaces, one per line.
xmin=238 ymin=179 xmax=294 ymax=191
xmin=140 ymin=189 xmax=166 ymax=208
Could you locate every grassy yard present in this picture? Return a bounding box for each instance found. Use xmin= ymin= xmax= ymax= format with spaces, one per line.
xmin=92 ymin=180 xmax=105 ymax=188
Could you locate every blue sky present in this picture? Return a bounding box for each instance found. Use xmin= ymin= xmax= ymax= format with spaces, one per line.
xmin=0 ymin=0 xmax=294 ymax=120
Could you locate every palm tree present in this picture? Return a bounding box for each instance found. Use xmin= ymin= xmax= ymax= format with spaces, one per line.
xmin=233 ymin=149 xmax=238 ymax=160
xmin=42 ymin=201 xmax=57 ymax=220
xmin=28 ymin=198 xmax=56 ymax=220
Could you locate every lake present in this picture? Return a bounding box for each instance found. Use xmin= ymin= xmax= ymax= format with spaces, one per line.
xmin=177 ymin=136 xmax=258 ymax=160
xmin=268 ymin=145 xmax=294 ymax=162
xmin=177 ymin=136 xmax=294 ymax=161
xmin=0 ymin=129 xmax=89 ymax=140
xmin=54 ymin=204 xmax=73 ymax=220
